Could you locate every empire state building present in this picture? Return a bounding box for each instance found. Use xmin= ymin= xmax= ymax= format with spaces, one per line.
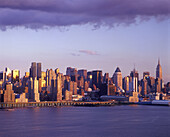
xmin=156 ymin=59 xmax=162 ymax=93
xmin=156 ymin=59 xmax=162 ymax=80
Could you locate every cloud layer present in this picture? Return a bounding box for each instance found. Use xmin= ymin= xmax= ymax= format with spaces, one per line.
xmin=0 ymin=0 xmax=169 ymax=30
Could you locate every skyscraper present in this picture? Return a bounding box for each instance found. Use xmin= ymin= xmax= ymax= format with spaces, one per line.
xmin=78 ymin=76 xmax=84 ymax=88
xmin=56 ymin=74 xmax=62 ymax=101
xmin=37 ymin=63 xmax=41 ymax=80
xmin=0 ymin=71 xmax=6 ymax=83
xmin=103 ymin=73 xmax=109 ymax=83
xmin=28 ymin=77 xmax=33 ymax=100
xmin=65 ymin=90 xmax=72 ymax=101
xmin=92 ymin=70 xmax=103 ymax=89
xmin=143 ymin=72 xmax=150 ymax=79
xmin=141 ymin=78 xmax=148 ymax=96
xmin=155 ymin=59 xmax=163 ymax=93
xmin=129 ymin=68 xmax=139 ymax=93
xmin=129 ymin=69 xmax=139 ymax=102
xmin=30 ymin=62 xmax=37 ymax=80
xmin=123 ymin=76 xmax=129 ymax=93
xmin=132 ymin=77 xmax=138 ymax=92
xmin=156 ymin=59 xmax=162 ymax=80
xmin=78 ymin=69 xmax=87 ymax=80
xmin=33 ymin=78 xmax=40 ymax=102
xmin=46 ymin=69 xmax=56 ymax=87
xmin=130 ymin=68 xmax=139 ymax=82
xmin=68 ymin=81 xmax=77 ymax=95
xmin=41 ymin=71 xmax=46 ymax=88
xmin=66 ymin=67 xmax=78 ymax=82
xmin=46 ymin=69 xmax=49 ymax=87
xmin=55 ymin=68 xmax=60 ymax=74
xmin=87 ymin=72 xmax=93 ymax=88
xmin=12 ymin=70 xmax=20 ymax=83
xmin=155 ymin=78 xmax=162 ymax=93
xmin=28 ymin=77 xmax=40 ymax=102
xmin=113 ymin=67 xmax=122 ymax=90
xmin=129 ymin=76 xmax=138 ymax=92
xmin=66 ymin=67 xmax=77 ymax=76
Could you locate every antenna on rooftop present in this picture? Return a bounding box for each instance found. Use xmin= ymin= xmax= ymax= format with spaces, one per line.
xmin=134 ymin=63 xmax=136 ymax=71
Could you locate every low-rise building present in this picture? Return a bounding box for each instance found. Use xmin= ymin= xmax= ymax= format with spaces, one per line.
xmin=15 ymin=93 xmax=28 ymax=103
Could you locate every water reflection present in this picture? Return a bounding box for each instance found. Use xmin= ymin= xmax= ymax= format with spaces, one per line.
xmin=0 ymin=106 xmax=169 ymax=137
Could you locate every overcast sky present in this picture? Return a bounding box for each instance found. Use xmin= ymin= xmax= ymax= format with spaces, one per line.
xmin=0 ymin=0 xmax=169 ymax=83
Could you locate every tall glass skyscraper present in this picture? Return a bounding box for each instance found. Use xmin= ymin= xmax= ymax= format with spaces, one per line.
xmin=30 ymin=62 xmax=37 ymax=80
xmin=37 ymin=63 xmax=42 ymax=80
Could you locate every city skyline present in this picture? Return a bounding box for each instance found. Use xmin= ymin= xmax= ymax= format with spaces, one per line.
xmin=0 ymin=59 xmax=169 ymax=83
xmin=0 ymin=1 xmax=170 ymax=137
xmin=0 ymin=0 xmax=169 ymax=82
xmin=0 ymin=59 xmax=168 ymax=104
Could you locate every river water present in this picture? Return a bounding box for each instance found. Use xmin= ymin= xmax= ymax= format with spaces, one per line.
xmin=0 ymin=105 xmax=170 ymax=137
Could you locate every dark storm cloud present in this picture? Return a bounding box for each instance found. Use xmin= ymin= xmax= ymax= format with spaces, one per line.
xmin=0 ymin=0 xmax=169 ymax=30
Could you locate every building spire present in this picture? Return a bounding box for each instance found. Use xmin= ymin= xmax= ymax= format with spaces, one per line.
xmin=156 ymin=58 xmax=162 ymax=80
xmin=133 ymin=63 xmax=136 ymax=72
xmin=158 ymin=58 xmax=160 ymax=65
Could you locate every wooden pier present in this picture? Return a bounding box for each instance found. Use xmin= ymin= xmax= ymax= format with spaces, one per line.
xmin=0 ymin=101 xmax=115 ymax=109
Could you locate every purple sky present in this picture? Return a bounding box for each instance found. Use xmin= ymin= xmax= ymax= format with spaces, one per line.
xmin=0 ymin=0 xmax=169 ymax=83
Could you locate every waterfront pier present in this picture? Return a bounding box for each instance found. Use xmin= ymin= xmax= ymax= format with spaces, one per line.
xmin=0 ymin=101 xmax=115 ymax=109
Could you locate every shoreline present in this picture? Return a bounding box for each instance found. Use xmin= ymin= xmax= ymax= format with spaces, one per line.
xmin=0 ymin=100 xmax=169 ymax=109
xmin=0 ymin=101 xmax=115 ymax=109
